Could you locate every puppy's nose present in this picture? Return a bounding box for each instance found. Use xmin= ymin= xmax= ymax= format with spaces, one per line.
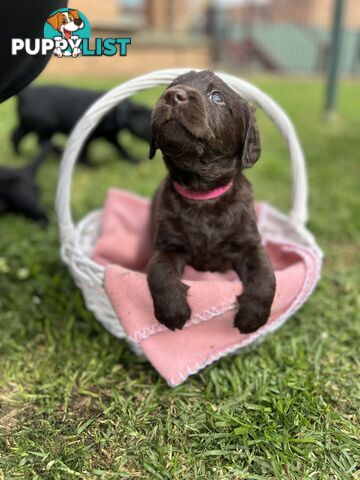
xmin=74 ymin=18 xmax=83 ymax=26
xmin=164 ymin=87 xmax=188 ymax=106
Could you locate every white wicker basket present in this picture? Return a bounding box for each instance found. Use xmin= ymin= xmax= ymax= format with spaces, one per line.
xmin=55 ymin=68 xmax=322 ymax=352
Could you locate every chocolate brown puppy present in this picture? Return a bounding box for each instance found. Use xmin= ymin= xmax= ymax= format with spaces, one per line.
xmin=147 ymin=70 xmax=276 ymax=333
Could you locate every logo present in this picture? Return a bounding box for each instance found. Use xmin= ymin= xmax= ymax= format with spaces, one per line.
xmin=44 ymin=8 xmax=91 ymax=57
xmin=12 ymin=8 xmax=131 ymax=58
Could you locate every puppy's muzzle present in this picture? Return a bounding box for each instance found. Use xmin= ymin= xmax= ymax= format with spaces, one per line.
xmin=164 ymin=87 xmax=188 ymax=107
xmin=152 ymin=83 xmax=210 ymax=145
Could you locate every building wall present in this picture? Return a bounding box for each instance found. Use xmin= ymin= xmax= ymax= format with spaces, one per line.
xmin=227 ymin=0 xmax=360 ymax=29
xmin=43 ymin=43 xmax=211 ymax=79
xmin=305 ymin=0 xmax=360 ymax=29
xmin=67 ymin=0 xmax=209 ymax=33
xmin=146 ymin=0 xmax=195 ymax=32
xmin=74 ymin=0 xmax=121 ymax=25
xmin=42 ymin=1 xmax=212 ymax=79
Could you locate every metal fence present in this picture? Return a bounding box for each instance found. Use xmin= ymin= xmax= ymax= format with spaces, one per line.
xmin=205 ymin=0 xmax=360 ymax=76
xmin=95 ymin=0 xmax=360 ymax=78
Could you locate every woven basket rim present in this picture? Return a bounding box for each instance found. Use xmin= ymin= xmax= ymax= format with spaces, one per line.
xmin=61 ymin=200 xmax=323 ymax=290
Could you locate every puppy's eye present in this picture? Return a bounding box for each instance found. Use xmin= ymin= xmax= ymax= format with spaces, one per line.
xmin=62 ymin=17 xmax=67 ymax=24
xmin=209 ymin=91 xmax=224 ymax=104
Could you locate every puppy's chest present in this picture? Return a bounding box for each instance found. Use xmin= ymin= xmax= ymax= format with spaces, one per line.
xmin=169 ymin=207 xmax=243 ymax=271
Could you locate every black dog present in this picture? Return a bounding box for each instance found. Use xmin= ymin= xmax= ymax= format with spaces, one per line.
xmin=12 ymin=86 xmax=152 ymax=165
xmin=0 ymin=143 xmax=52 ymax=224
xmin=147 ymin=70 xmax=276 ymax=334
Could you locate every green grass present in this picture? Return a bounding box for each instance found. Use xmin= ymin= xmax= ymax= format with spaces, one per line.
xmin=0 ymin=76 xmax=359 ymax=480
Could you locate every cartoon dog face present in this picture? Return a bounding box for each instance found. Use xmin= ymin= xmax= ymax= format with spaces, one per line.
xmin=47 ymin=9 xmax=84 ymax=39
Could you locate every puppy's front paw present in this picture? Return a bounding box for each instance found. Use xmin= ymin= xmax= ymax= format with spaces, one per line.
xmin=53 ymin=48 xmax=63 ymax=58
xmin=153 ymin=284 xmax=191 ymax=331
xmin=234 ymin=295 xmax=270 ymax=334
xmin=72 ymin=47 xmax=81 ymax=58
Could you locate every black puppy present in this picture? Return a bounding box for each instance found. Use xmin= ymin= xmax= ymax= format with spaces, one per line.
xmin=12 ymin=86 xmax=152 ymax=165
xmin=148 ymin=70 xmax=276 ymax=334
xmin=0 ymin=143 xmax=52 ymax=224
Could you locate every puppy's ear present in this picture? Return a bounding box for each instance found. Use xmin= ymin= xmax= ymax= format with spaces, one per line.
xmin=239 ymin=105 xmax=261 ymax=169
xmin=149 ymin=136 xmax=157 ymax=159
xmin=47 ymin=13 xmax=61 ymax=30
xmin=69 ymin=9 xmax=80 ymax=19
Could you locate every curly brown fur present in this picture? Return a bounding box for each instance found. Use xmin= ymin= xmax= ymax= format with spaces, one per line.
xmin=147 ymin=70 xmax=276 ymax=333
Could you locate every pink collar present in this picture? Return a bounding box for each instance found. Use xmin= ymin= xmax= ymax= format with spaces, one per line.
xmin=172 ymin=180 xmax=233 ymax=201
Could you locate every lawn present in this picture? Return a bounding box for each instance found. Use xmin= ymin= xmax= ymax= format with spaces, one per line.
xmin=0 ymin=75 xmax=359 ymax=479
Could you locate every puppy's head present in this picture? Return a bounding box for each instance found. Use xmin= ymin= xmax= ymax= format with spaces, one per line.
xmin=47 ymin=10 xmax=84 ymax=39
xmin=150 ymin=70 xmax=260 ymax=179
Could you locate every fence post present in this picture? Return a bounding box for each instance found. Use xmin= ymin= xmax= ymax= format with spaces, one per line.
xmin=325 ymin=0 xmax=346 ymax=119
xmin=206 ymin=0 xmax=221 ymax=64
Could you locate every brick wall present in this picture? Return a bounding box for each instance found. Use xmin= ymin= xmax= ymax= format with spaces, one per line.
xmin=292 ymin=0 xmax=360 ymax=29
xmin=146 ymin=0 xmax=194 ymax=33
xmin=227 ymin=0 xmax=360 ymax=29
xmin=42 ymin=43 xmax=211 ymax=79
xmin=73 ymin=0 xmax=121 ymax=25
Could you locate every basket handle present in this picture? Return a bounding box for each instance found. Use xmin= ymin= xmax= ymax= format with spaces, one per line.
xmin=56 ymin=68 xmax=308 ymax=245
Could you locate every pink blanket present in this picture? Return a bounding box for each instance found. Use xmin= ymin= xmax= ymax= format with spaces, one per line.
xmin=92 ymin=189 xmax=321 ymax=386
